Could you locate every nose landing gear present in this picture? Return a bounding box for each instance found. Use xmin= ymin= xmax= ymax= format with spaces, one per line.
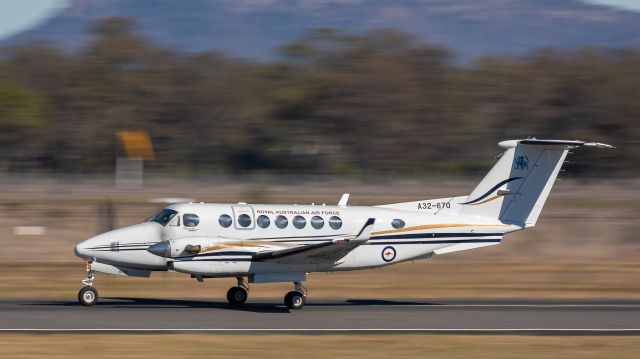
xmin=78 ymin=261 xmax=99 ymax=306
xmin=78 ymin=286 xmax=99 ymax=306
xmin=284 ymin=281 xmax=306 ymax=310
xmin=226 ymin=277 xmax=249 ymax=305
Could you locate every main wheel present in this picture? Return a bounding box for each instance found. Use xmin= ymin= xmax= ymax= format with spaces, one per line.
xmin=226 ymin=287 xmax=248 ymax=305
xmin=78 ymin=286 xmax=99 ymax=306
xmin=284 ymin=291 xmax=305 ymax=310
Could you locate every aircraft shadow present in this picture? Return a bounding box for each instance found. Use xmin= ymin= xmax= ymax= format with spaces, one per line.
xmin=23 ymin=297 xmax=291 ymax=313
xmin=22 ymin=297 xmax=439 ymax=311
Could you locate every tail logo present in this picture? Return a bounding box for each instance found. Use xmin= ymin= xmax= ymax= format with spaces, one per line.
xmin=515 ymin=155 xmax=529 ymax=170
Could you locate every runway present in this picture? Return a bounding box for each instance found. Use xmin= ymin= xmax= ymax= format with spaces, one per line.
xmin=1 ymin=298 xmax=639 ymax=333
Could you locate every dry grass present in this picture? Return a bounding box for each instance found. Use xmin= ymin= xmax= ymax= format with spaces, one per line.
xmin=1 ymin=260 xmax=638 ymax=300
xmin=0 ymin=334 xmax=639 ymax=359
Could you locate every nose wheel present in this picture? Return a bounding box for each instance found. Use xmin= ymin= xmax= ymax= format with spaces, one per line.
xmin=78 ymin=261 xmax=99 ymax=306
xmin=78 ymin=286 xmax=99 ymax=306
xmin=284 ymin=281 xmax=306 ymax=310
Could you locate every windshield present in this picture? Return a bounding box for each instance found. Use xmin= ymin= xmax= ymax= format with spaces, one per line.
xmin=147 ymin=209 xmax=178 ymax=226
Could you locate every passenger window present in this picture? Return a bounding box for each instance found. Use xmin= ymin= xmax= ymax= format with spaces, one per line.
xmin=238 ymin=214 xmax=252 ymax=228
xmin=275 ymin=215 xmax=288 ymax=229
xmin=329 ymin=216 xmax=342 ymax=230
xmin=219 ymin=214 xmax=232 ymax=228
xmin=391 ymin=218 xmax=405 ymax=229
xmin=257 ymin=215 xmax=270 ymax=228
xmin=293 ymin=215 xmax=306 ymax=229
xmin=311 ymin=216 xmax=324 ymax=229
xmin=183 ymin=213 xmax=200 ymax=227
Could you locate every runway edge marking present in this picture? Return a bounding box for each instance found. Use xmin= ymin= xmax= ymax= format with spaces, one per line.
xmin=2 ymin=328 xmax=640 ymax=334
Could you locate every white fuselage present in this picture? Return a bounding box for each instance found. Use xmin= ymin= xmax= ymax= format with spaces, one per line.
xmin=75 ymin=202 xmax=520 ymax=278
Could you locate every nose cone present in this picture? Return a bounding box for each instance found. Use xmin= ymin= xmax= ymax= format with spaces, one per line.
xmin=147 ymin=242 xmax=170 ymax=257
xmin=74 ymin=241 xmax=91 ymax=260
xmin=74 ymin=234 xmax=107 ymax=260
xmin=74 ymin=222 xmax=158 ymax=260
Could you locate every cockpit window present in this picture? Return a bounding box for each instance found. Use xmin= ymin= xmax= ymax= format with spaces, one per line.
xmin=148 ymin=209 xmax=178 ymax=226
xmin=183 ymin=213 xmax=200 ymax=227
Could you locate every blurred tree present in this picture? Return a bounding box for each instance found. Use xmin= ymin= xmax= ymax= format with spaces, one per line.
xmin=0 ymin=17 xmax=635 ymax=177
xmin=0 ymin=81 xmax=45 ymax=146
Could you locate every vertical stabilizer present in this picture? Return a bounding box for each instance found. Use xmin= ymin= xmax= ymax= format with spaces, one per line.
xmin=460 ymin=139 xmax=611 ymax=227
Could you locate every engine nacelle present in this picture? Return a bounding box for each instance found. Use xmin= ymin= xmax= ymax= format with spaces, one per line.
xmin=147 ymin=237 xmax=219 ymax=258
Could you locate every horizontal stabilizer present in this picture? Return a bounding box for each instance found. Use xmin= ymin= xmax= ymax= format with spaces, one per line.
xmin=498 ymin=139 xmax=614 ymax=149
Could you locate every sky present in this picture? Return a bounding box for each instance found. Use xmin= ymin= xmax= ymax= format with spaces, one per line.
xmin=0 ymin=0 xmax=69 ymax=39
xmin=585 ymin=0 xmax=640 ymax=11
xmin=0 ymin=0 xmax=639 ymax=40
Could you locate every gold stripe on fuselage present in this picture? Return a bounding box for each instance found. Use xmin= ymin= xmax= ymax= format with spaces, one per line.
xmin=371 ymin=223 xmax=506 ymax=236
xmin=199 ymin=240 xmax=288 ymax=253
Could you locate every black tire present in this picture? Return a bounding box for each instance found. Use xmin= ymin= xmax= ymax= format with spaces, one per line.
xmin=78 ymin=286 xmax=99 ymax=306
xmin=284 ymin=291 xmax=305 ymax=310
xmin=226 ymin=287 xmax=248 ymax=305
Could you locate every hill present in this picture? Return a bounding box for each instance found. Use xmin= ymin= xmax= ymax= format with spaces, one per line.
xmin=2 ymin=0 xmax=640 ymax=60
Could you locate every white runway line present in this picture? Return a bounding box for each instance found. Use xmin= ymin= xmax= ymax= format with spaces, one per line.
xmin=340 ymin=305 xmax=633 ymax=308
xmin=325 ymin=304 xmax=640 ymax=308
xmin=1 ymin=328 xmax=640 ymax=332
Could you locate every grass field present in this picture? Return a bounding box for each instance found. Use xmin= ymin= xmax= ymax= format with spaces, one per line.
xmin=1 ymin=260 xmax=639 ymax=300
xmin=0 ymin=334 xmax=639 ymax=358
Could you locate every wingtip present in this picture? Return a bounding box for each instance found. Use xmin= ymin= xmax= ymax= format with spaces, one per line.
xmin=584 ymin=142 xmax=614 ymax=149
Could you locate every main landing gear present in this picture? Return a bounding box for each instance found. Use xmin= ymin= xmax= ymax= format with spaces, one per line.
xmin=78 ymin=261 xmax=99 ymax=306
xmin=226 ymin=278 xmax=307 ymax=309
xmin=226 ymin=277 xmax=249 ymax=305
xmin=284 ymin=281 xmax=306 ymax=310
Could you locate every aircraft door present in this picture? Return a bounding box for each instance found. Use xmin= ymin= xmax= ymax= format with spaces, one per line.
xmin=232 ymin=205 xmax=255 ymax=230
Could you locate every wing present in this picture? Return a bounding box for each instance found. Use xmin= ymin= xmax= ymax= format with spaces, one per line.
xmin=253 ymin=218 xmax=375 ymax=264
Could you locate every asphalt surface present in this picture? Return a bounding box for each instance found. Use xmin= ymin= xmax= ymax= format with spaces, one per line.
xmin=1 ymin=298 xmax=639 ymax=333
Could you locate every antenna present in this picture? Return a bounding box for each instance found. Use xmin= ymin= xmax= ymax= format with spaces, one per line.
xmin=338 ymin=193 xmax=349 ymax=207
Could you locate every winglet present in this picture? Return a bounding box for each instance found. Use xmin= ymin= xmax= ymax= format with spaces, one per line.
xmin=338 ymin=193 xmax=350 ymax=207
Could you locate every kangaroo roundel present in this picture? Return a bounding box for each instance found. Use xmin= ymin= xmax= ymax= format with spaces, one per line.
xmin=381 ymin=246 xmax=397 ymax=262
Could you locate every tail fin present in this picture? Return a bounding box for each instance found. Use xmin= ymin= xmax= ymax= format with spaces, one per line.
xmin=460 ymin=139 xmax=612 ymax=227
